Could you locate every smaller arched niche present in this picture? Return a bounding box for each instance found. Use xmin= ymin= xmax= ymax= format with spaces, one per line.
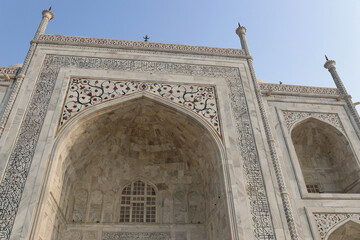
xmin=291 ymin=118 xmax=360 ymax=193
xmin=328 ymin=220 xmax=360 ymax=240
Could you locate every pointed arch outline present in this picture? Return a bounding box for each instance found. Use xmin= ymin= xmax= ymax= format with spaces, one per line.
xmin=290 ymin=116 xmax=360 ymax=194
xmin=289 ymin=116 xmax=345 ymax=136
xmin=325 ymin=217 xmax=360 ymax=239
xmin=290 ymin=116 xmax=357 ymax=163
xmin=30 ymin=90 xmax=238 ymax=238
xmin=119 ymin=176 xmax=159 ymax=197
xmin=289 ymin=116 xmax=357 ymax=161
xmin=55 ymin=91 xmax=224 ymax=148
xmin=55 ymin=79 xmax=223 ymax=140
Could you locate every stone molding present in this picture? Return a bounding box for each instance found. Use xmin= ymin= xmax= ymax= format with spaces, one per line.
xmin=282 ymin=111 xmax=345 ymax=133
xmin=36 ymin=34 xmax=246 ymax=57
xmin=259 ymin=83 xmax=340 ymax=96
xmin=0 ymin=67 xmax=20 ymax=78
xmin=58 ymin=78 xmax=221 ymax=138
xmin=313 ymin=213 xmax=360 ymax=239
xmin=102 ymin=232 xmax=171 ymax=240
xmin=0 ymin=55 xmax=275 ymax=239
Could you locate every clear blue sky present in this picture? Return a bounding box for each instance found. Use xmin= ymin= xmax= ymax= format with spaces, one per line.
xmin=1 ymin=0 xmax=359 ymax=110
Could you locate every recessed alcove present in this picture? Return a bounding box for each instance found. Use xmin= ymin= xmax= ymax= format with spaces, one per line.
xmin=291 ymin=118 xmax=360 ymax=194
xmin=34 ymin=96 xmax=231 ymax=240
xmin=328 ymin=220 xmax=360 ymax=240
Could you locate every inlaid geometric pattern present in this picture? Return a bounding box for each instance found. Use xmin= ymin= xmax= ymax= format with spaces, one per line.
xmin=58 ymin=78 xmax=221 ymax=137
xmin=313 ymin=213 xmax=360 ymax=239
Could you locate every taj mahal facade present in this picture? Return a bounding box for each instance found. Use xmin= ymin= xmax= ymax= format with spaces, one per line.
xmin=0 ymin=8 xmax=360 ymax=240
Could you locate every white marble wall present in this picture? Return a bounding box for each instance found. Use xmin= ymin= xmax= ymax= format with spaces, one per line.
xmin=0 ymin=44 xmax=272 ymax=240
xmin=265 ymin=93 xmax=360 ymax=239
xmin=2 ymin=37 xmax=359 ymax=240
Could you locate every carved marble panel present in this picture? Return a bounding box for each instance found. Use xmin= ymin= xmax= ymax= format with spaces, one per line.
xmin=37 ymin=34 xmax=245 ymax=57
xmin=227 ymin=77 xmax=275 ymax=239
xmin=259 ymin=83 xmax=340 ymax=96
xmin=282 ymin=110 xmax=345 ymax=133
xmin=313 ymin=213 xmax=360 ymax=239
xmin=58 ymin=78 xmax=221 ymax=137
xmin=102 ymin=232 xmax=171 ymax=240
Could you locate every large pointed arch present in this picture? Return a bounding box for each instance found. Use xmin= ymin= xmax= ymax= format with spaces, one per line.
xmin=31 ymin=93 xmax=233 ymax=240
xmin=291 ymin=117 xmax=360 ymax=193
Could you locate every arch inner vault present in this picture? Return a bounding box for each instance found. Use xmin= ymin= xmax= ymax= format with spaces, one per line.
xmin=34 ymin=97 xmax=231 ymax=240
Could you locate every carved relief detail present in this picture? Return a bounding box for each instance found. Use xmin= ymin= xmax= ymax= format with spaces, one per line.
xmin=282 ymin=110 xmax=345 ymax=133
xmin=313 ymin=213 xmax=360 ymax=239
xmin=0 ymin=55 xmax=275 ymax=239
xmin=0 ymin=67 xmax=20 ymax=77
xmin=37 ymin=34 xmax=245 ymax=57
xmin=59 ymin=78 xmax=220 ymax=136
xmin=102 ymin=232 xmax=171 ymax=240
xmin=260 ymin=83 xmax=340 ymax=95
xmin=227 ymin=76 xmax=275 ymax=239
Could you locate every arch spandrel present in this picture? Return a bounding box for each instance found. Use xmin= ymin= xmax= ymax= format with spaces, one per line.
xmin=57 ymin=78 xmax=222 ymax=139
xmin=283 ymin=110 xmax=345 ymax=134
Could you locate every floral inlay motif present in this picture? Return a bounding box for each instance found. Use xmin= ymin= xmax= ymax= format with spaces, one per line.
xmin=313 ymin=213 xmax=360 ymax=239
xmin=59 ymin=78 xmax=220 ymax=136
xmin=282 ymin=111 xmax=345 ymax=133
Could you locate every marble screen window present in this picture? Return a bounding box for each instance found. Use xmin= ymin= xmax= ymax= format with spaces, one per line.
xmin=119 ymin=180 xmax=156 ymax=223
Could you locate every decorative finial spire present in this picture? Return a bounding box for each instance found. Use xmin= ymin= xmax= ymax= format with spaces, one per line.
xmin=143 ymin=35 xmax=150 ymax=42
xmin=325 ymin=55 xmax=329 ymax=61
xmin=49 ymin=6 xmax=52 ymax=11
xmin=238 ymin=22 xmax=241 ymax=27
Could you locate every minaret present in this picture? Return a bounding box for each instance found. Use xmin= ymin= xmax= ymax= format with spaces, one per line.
xmin=324 ymin=56 xmax=360 ymax=132
xmin=34 ymin=7 xmax=54 ymax=40
xmin=235 ymin=23 xmax=249 ymax=55
xmin=0 ymin=7 xmax=54 ymax=136
xmin=235 ymin=23 xmax=299 ymax=240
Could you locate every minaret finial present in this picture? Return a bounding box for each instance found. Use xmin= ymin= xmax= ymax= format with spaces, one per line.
xmin=325 ymin=55 xmax=329 ymax=61
xmin=238 ymin=22 xmax=241 ymax=27
xmin=49 ymin=6 xmax=52 ymax=11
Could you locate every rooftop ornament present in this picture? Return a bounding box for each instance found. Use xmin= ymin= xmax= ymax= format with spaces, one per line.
xmin=143 ymin=35 xmax=150 ymax=42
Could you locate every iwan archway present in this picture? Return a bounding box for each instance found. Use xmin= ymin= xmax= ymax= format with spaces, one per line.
xmin=32 ymin=95 xmax=232 ymax=240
